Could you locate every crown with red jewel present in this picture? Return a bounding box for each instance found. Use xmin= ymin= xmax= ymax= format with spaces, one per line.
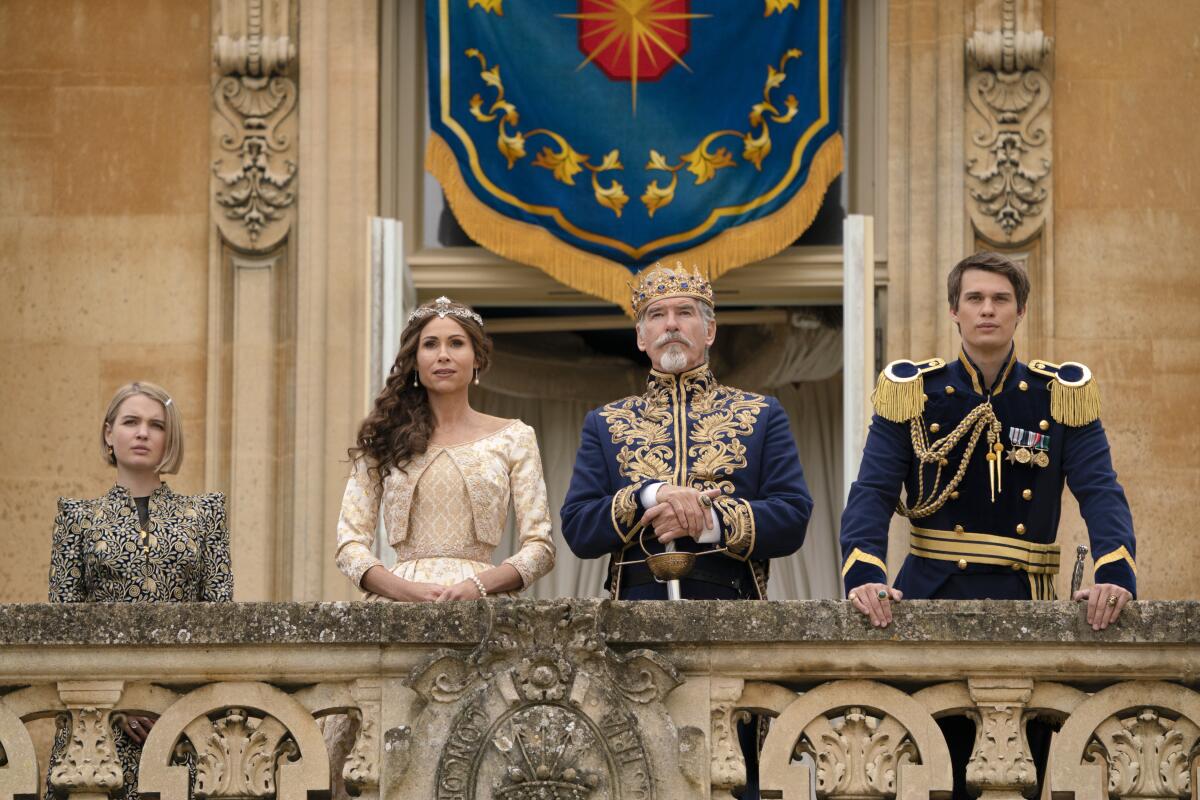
xmin=629 ymin=261 xmax=714 ymax=316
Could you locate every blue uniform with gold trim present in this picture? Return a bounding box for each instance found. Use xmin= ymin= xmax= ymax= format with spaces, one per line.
xmin=561 ymin=364 xmax=813 ymax=600
xmin=840 ymin=350 xmax=1136 ymax=600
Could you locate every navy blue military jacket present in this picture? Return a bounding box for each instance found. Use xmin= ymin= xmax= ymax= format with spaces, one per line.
xmin=840 ymin=350 xmax=1136 ymax=600
xmin=561 ymin=364 xmax=813 ymax=599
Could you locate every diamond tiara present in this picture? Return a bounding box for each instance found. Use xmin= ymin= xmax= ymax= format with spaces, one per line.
xmin=406 ymin=296 xmax=484 ymax=328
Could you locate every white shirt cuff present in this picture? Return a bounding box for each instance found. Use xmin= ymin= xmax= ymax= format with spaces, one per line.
xmin=639 ymin=482 xmax=721 ymax=542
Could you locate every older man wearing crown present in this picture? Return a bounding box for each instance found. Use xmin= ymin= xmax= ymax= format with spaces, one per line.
xmin=561 ymin=262 xmax=813 ymax=601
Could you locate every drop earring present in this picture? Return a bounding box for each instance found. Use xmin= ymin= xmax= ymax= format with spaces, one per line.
xmin=413 ymin=371 xmax=420 ymax=388
xmin=473 ymin=368 xmax=480 ymax=386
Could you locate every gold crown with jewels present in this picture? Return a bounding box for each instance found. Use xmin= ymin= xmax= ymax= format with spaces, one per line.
xmin=629 ymin=261 xmax=714 ymax=316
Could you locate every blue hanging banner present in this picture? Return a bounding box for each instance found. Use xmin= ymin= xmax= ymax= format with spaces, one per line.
xmin=426 ymin=0 xmax=843 ymax=312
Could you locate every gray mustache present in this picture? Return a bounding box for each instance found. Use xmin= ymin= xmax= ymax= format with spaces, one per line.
xmin=654 ymin=332 xmax=693 ymax=348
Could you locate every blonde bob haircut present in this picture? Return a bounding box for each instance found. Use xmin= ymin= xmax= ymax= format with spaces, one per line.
xmin=101 ymin=381 xmax=184 ymax=474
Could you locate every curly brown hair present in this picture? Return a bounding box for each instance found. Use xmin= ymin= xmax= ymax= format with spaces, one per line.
xmin=348 ymin=299 xmax=492 ymax=481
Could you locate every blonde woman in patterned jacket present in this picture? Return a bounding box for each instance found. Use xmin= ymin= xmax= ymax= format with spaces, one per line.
xmin=46 ymin=381 xmax=232 ymax=800
xmin=335 ymin=296 xmax=555 ymax=601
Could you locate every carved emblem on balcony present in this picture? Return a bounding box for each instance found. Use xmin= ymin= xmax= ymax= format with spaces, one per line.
xmin=48 ymin=708 xmax=123 ymax=792
xmin=1084 ymin=709 xmax=1199 ymax=800
xmin=796 ymin=707 xmax=918 ymax=800
xmin=965 ymin=0 xmax=1053 ymax=243
xmin=211 ymin=0 xmax=298 ymax=251
xmin=409 ymin=601 xmax=684 ymax=800
xmin=194 ymin=708 xmax=299 ymax=798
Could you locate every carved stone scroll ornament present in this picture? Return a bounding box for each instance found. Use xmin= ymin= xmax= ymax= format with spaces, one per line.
xmin=965 ymin=0 xmax=1053 ymax=243
xmin=212 ymin=0 xmax=298 ymax=251
xmin=759 ymin=680 xmax=952 ymax=800
xmin=194 ymin=708 xmax=299 ymax=798
xmin=48 ymin=708 xmax=124 ymax=794
xmin=407 ymin=601 xmax=687 ymax=800
xmin=797 ymin=707 xmax=919 ymax=800
xmin=1083 ymin=709 xmax=1199 ymax=800
xmin=1049 ymin=681 xmax=1200 ymax=800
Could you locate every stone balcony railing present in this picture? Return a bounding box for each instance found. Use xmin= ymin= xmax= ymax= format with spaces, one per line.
xmin=0 ymin=600 xmax=1198 ymax=800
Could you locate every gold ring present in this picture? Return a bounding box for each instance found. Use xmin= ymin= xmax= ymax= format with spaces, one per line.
xmin=1107 ymin=595 xmax=1118 ymax=606
xmin=700 ymin=495 xmax=713 ymax=509
xmin=877 ymin=589 xmax=889 ymax=600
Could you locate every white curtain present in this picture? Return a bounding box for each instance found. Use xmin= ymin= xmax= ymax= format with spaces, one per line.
xmin=478 ymin=320 xmax=844 ymax=600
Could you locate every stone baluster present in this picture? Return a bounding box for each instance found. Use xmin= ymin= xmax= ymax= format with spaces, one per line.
xmin=966 ymin=678 xmax=1037 ymax=800
xmin=48 ymin=681 xmax=125 ymax=800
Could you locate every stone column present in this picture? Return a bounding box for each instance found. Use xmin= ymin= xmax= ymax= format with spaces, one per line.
xmin=208 ymin=0 xmax=299 ymax=600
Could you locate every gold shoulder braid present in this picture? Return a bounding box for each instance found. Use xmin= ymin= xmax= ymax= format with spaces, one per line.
xmin=872 ymin=358 xmax=946 ymax=423
xmin=898 ymin=401 xmax=1003 ymax=518
xmin=1028 ymin=359 xmax=1101 ymax=426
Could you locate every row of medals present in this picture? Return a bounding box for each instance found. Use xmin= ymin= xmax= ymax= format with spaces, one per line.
xmin=1007 ymin=445 xmax=1049 ymax=468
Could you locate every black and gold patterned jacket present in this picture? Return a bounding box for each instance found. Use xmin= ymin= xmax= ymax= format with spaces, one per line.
xmin=49 ymin=483 xmax=233 ymax=602
xmin=561 ymin=364 xmax=813 ymax=598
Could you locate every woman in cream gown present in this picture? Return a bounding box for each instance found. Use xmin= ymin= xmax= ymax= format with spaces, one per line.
xmin=325 ymin=297 xmax=555 ymax=794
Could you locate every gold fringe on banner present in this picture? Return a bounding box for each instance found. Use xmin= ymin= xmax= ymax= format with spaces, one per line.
xmin=1049 ymin=378 xmax=1101 ymax=426
xmin=426 ymin=131 xmax=844 ymax=315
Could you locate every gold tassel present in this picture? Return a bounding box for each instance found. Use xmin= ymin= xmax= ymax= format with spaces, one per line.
xmin=1049 ymin=377 xmax=1101 ymax=426
xmin=871 ymin=372 xmax=926 ymax=423
xmin=426 ymin=131 xmax=844 ymax=315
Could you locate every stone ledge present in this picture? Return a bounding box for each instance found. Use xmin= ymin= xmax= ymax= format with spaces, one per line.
xmin=0 ymin=599 xmax=1195 ymax=646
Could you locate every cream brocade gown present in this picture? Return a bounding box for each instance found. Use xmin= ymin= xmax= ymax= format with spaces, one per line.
xmin=325 ymin=421 xmax=555 ymax=797
xmin=335 ymin=419 xmax=556 ymax=597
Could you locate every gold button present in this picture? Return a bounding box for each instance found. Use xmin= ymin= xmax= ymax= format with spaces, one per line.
xmin=1039 ymin=420 xmax=1050 ymax=431
xmin=1022 ymin=489 xmax=1033 ymax=500
xmin=1018 ymin=380 xmax=1029 ymax=391
xmin=1016 ymin=523 xmax=1026 ymax=535
xmin=1011 ymin=562 xmax=1023 ymax=571
xmin=939 ymin=457 xmax=949 ymax=467
xmin=957 ymin=558 xmax=968 ymax=570
xmin=954 ymin=524 xmax=965 ymax=534
xmin=945 ymin=386 xmax=956 ymax=395
xmin=950 ymin=491 xmax=960 ymax=500
xmin=922 ymin=393 xmax=929 ymax=401
xmin=930 ymin=423 xmax=941 ymax=433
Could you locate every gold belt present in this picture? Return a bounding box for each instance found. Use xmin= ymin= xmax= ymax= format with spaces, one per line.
xmin=909 ymin=526 xmax=1061 ymax=575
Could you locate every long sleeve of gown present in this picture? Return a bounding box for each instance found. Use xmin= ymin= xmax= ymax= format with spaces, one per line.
xmin=502 ymin=424 xmax=556 ymax=589
xmin=48 ymin=498 xmax=85 ymax=602
xmin=335 ymin=458 xmax=386 ymax=588
xmin=199 ymin=493 xmax=235 ymax=601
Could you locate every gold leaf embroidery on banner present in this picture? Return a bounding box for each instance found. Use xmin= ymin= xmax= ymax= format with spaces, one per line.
xmin=468 ymin=0 xmax=504 ymax=15
xmin=465 ymin=49 xmax=627 ymax=217
xmin=643 ymin=49 xmax=803 ymax=216
xmin=765 ymin=0 xmax=802 ymax=15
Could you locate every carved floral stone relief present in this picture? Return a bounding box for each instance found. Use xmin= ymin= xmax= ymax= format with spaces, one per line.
xmin=212 ymin=0 xmax=298 ymax=251
xmin=965 ymin=0 xmax=1052 ymax=244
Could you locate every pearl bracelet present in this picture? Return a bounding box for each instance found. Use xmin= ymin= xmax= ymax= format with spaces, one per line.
xmin=468 ymin=574 xmax=487 ymax=598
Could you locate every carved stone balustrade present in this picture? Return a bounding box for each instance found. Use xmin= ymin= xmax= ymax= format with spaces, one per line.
xmin=0 ymin=600 xmax=1197 ymax=800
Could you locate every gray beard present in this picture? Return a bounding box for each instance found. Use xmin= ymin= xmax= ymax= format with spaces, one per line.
xmin=659 ymin=347 xmax=690 ymax=373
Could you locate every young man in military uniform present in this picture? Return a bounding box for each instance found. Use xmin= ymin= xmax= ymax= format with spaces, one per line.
xmin=561 ymin=261 xmax=813 ymax=601
xmin=839 ymin=251 xmax=1137 ymax=798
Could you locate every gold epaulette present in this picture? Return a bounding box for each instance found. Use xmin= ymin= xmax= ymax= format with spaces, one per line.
xmin=871 ymin=358 xmax=946 ymax=423
xmin=1028 ymin=359 xmax=1101 ymax=426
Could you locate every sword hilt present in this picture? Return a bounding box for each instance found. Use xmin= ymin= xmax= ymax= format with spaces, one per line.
xmin=1070 ymin=544 xmax=1089 ymax=597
